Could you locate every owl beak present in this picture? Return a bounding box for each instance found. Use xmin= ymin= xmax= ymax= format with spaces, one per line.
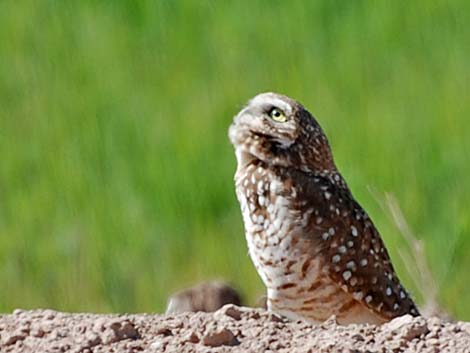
xmin=228 ymin=108 xmax=254 ymax=147
xmin=228 ymin=122 xmax=239 ymax=146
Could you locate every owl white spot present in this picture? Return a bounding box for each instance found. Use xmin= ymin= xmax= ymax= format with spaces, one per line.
xmin=365 ymin=295 xmax=373 ymax=303
xmin=257 ymin=215 xmax=265 ymax=224
xmin=351 ymin=226 xmax=358 ymax=237
xmin=328 ymin=227 xmax=335 ymax=235
xmin=335 ymin=208 xmax=340 ymax=215
xmin=350 ymin=277 xmax=358 ymax=286
xmin=332 ymin=255 xmax=341 ymax=263
xmin=258 ymin=196 xmax=266 ymax=207
xmin=347 ymin=241 xmax=354 ymax=248
xmin=316 ymin=217 xmax=323 ymax=224
xmin=393 ymin=303 xmax=400 ymax=310
xmin=243 ymin=179 xmax=249 ymax=187
xmin=334 ymin=174 xmax=340 ymax=181
xmin=322 ymin=232 xmax=329 ymax=240
xmin=411 ymin=308 xmax=418 ymax=315
xmin=267 ymin=236 xmax=280 ymax=246
xmin=342 ymin=271 xmax=352 ymax=281
xmin=356 ymin=214 xmax=361 ymax=220
xmin=360 ymin=258 xmax=368 ymax=267
xmin=324 ymin=192 xmax=331 ymax=200
xmin=386 ymin=287 xmax=392 ymax=296
xmin=251 ymin=175 xmax=257 ymax=184
xmin=353 ymin=291 xmax=363 ymax=300
xmin=387 ymin=273 xmax=393 ymax=280
xmin=370 ymin=249 xmax=375 ymax=254
xmin=346 ymin=261 xmax=356 ymax=270
xmin=257 ymin=167 xmax=263 ymax=174
xmin=338 ymin=245 xmax=346 ymax=254
xmin=400 ymin=290 xmax=406 ymax=299
xmin=371 ymin=277 xmax=378 ymax=284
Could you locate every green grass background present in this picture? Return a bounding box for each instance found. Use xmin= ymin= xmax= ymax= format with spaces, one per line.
xmin=0 ymin=1 xmax=469 ymax=319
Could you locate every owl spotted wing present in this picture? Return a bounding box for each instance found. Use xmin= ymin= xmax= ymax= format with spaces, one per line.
xmin=292 ymin=171 xmax=420 ymax=320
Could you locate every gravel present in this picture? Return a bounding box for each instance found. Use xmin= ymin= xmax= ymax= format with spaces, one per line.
xmin=0 ymin=305 xmax=469 ymax=352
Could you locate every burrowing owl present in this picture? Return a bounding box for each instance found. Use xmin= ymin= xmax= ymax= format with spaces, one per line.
xmin=228 ymin=92 xmax=419 ymax=325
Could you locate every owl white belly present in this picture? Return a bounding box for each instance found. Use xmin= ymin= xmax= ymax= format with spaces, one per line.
xmin=235 ymin=165 xmax=349 ymax=322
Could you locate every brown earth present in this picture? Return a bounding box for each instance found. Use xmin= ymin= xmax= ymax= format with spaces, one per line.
xmin=0 ymin=305 xmax=469 ymax=353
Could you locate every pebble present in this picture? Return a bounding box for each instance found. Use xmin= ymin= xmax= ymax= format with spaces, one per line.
xmin=202 ymin=327 xmax=238 ymax=347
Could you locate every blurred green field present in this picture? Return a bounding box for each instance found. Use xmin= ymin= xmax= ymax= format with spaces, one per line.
xmin=0 ymin=1 xmax=469 ymax=319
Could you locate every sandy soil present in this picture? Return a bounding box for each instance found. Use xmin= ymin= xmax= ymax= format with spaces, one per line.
xmin=0 ymin=305 xmax=469 ymax=353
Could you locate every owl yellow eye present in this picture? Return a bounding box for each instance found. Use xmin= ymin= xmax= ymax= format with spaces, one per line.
xmin=269 ymin=107 xmax=287 ymax=122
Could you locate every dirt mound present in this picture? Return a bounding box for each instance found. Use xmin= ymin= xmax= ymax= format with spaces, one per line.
xmin=0 ymin=305 xmax=468 ymax=352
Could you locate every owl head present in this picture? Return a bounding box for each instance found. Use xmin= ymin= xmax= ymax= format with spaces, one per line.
xmin=229 ymin=92 xmax=336 ymax=173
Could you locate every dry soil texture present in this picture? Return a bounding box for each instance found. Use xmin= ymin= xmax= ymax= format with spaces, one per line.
xmin=0 ymin=305 xmax=469 ymax=353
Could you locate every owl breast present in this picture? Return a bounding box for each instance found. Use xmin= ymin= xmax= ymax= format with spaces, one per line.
xmin=235 ymin=161 xmax=370 ymax=323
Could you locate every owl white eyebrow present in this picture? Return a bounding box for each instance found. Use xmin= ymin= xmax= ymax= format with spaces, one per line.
xmin=249 ymin=95 xmax=293 ymax=116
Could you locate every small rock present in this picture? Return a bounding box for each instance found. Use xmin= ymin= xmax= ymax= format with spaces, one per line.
xmin=202 ymin=327 xmax=238 ymax=347
xmin=218 ymin=304 xmax=242 ymax=320
xmin=184 ymin=331 xmax=200 ymax=343
xmin=385 ymin=316 xmax=429 ymax=341
xmin=322 ymin=315 xmax=338 ymax=328
xmin=156 ymin=327 xmax=173 ymax=336
xmin=150 ymin=339 xmax=166 ymax=350
xmin=101 ymin=319 xmax=139 ymax=344
xmin=250 ymin=312 xmax=261 ymax=320
xmin=84 ymin=332 xmax=101 ymax=347
xmin=427 ymin=316 xmax=442 ymax=328
xmin=351 ymin=333 xmax=365 ymax=342
xmin=30 ymin=327 xmax=45 ymax=338
xmin=43 ymin=309 xmax=58 ymax=320
xmin=268 ymin=313 xmax=284 ymax=323
xmin=427 ymin=337 xmax=440 ymax=347
xmin=2 ymin=331 xmax=27 ymax=345
xmin=385 ymin=315 xmax=414 ymax=331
